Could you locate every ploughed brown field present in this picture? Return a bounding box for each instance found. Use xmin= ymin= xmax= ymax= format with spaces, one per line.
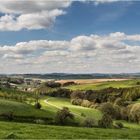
xmin=56 ymin=79 xmax=128 ymax=85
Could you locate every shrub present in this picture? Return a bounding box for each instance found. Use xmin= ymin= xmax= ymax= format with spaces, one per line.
xmin=83 ymin=117 xmax=96 ymax=128
xmin=98 ymin=114 xmax=113 ymax=128
xmin=45 ymin=81 xmax=61 ymax=88
xmin=120 ymin=107 xmax=128 ymax=120
xmin=81 ymin=113 xmax=86 ymax=117
xmin=113 ymin=105 xmax=121 ymax=119
xmin=114 ymin=98 xmax=125 ymax=106
xmin=136 ymin=82 xmax=140 ymax=85
xmin=127 ymin=103 xmax=140 ymax=123
xmin=34 ymin=102 xmax=42 ymax=109
xmin=70 ymin=91 xmax=84 ymax=99
xmin=115 ymin=122 xmax=124 ymax=129
xmin=81 ymin=100 xmax=92 ymax=108
xmin=55 ymin=107 xmax=74 ymax=125
xmin=63 ymin=81 xmax=76 ymax=86
xmin=48 ymin=88 xmax=71 ymax=98
xmin=71 ymin=98 xmax=82 ymax=106
xmin=99 ymin=102 xmax=116 ymax=118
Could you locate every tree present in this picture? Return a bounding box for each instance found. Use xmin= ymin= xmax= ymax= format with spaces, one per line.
xmin=34 ymin=91 xmax=41 ymax=109
xmin=81 ymin=99 xmax=92 ymax=108
xmin=55 ymin=107 xmax=74 ymax=125
xmin=34 ymin=102 xmax=42 ymax=109
xmin=120 ymin=107 xmax=128 ymax=120
xmin=71 ymin=98 xmax=82 ymax=106
xmin=98 ymin=114 xmax=113 ymax=128
xmin=115 ymin=122 xmax=124 ymax=129
xmin=83 ymin=117 xmax=96 ymax=127
xmin=128 ymin=103 xmax=140 ymax=123
xmin=45 ymin=81 xmax=61 ymax=88
xmin=63 ymin=81 xmax=76 ymax=86
xmin=100 ymin=102 xmax=116 ymax=118
xmin=114 ymin=98 xmax=125 ymax=106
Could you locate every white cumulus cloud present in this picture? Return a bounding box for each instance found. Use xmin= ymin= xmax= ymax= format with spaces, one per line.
xmin=0 ymin=0 xmax=71 ymax=31
xmin=0 ymin=32 xmax=140 ymax=73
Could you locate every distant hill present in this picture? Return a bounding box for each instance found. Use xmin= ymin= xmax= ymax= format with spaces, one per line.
xmin=3 ymin=73 xmax=140 ymax=80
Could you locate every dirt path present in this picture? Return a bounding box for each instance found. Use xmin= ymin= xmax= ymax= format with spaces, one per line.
xmin=44 ymin=99 xmax=61 ymax=110
xmin=44 ymin=98 xmax=83 ymax=118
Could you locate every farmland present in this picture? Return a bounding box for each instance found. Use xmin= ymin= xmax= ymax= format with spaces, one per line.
xmin=66 ymin=79 xmax=140 ymax=90
xmin=0 ymin=76 xmax=140 ymax=139
xmin=41 ymin=96 xmax=102 ymax=123
xmin=0 ymin=121 xmax=140 ymax=139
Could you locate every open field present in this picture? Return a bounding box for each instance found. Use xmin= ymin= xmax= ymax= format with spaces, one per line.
xmin=0 ymin=99 xmax=51 ymax=118
xmin=66 ymin=79 xmax=140 ymax=90
xmin=41 ymin=96 xmax=102 ymax=122
xmin=56 ymin=78 xmax=128 ymax=84
xmin=0 ymin=79 xmax=140 ymax=139
xmin=0 ymin=121 xmax=140 ymax=139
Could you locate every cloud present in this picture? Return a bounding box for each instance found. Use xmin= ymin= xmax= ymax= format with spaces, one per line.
xmin=0 ymin=0 xmax=128 ymax=31
xmin=93 ymin=0 xmax=120 ymax=5
xmin=0 ymin=32 xmax=140 ymax=73
xmin=0 ymin=1 xmax=71 ymax=31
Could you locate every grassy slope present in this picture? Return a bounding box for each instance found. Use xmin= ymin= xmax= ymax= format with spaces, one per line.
xmin=0 ymin=99 xmax=51 ymax=118
xmin=41 ymin=97 xmax=102 ymax=122
xmin=66 ymin=79 xmax=140 ymax=90
xmin=0 ymin=121 xmax=140 ymax=139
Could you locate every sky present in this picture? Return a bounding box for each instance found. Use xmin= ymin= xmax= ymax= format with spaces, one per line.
xmin=0 ymin=0 xmax=140 ymax=74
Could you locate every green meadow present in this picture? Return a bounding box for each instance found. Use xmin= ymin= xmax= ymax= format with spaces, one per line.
xmin=0 ymin=79 xmax=140 ymax=139
xmin=0 ymin=121 xmax=140 ymax=139
xmin=66 ymin=79 xmax=140 ymax=90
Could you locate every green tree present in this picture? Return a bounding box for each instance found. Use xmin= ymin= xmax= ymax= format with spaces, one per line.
xmin=98 ymin=114 xmax=113 ymax=128
xmin=55 ymin=107 xmax=74 ymax=125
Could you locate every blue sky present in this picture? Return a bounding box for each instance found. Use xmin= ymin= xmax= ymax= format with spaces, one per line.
xmin=0 ymin=1 xmax=140 ymax=45
xmin=0 ymin=1 xmax=140 ymax=73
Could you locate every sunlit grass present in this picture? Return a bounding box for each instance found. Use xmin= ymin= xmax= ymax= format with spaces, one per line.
xmin=66 ymin=79 xmax=140 ymax=91
xmin=0 ymin=121 xmax=140 ymax=139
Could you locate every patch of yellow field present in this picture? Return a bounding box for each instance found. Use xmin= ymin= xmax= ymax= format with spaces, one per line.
xmin=56 ymin=79 xmax=129 ymax=85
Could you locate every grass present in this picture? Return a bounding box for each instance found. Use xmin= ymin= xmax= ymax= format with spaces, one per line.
xmin=66 ymin=79 xmax=140 ymax=90
xmin=0 ymin=121 xmax=140 ymax=139
xmin=0 ymin=79 xmax=140 ymax=139
xmin=135 ymin=98 xmax=140 ymax=103
xmin=41 ymin=96 xmax=102 ymax=123
xmin=118 ymin=120 xmax=140 ymax=129
xmin=0 ymin=98 xmax=51 ymax=118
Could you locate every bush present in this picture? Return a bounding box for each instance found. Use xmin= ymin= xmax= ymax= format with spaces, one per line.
xmin=48 ymin=88 xmax=71 ymax=98
xmin=81 ymin=113 xmax=86 ymax=117
xmin=63 ymin=81 xmax=76 ymax=86
xmin=127 ymin=103 xmax=140 ymax=123
xmin=71 ymin=98 xmax=82 ymax=106
xmin=136 ymin=82 xmax=140 ymax=85
xmin=70 ymin=91 xmax=84 ymax=100
xmin=115 ymin=122 xmax=124 ymax=129
xmin=34 ymin=102 xmax=42 ymax=109
xmin=100 ymin=102 xmax=116 ymax=118
xmin=114 ymin=98 xmax=125 ymax=106
xmin=81 ymin=100 xmax=92 ymax=108
xmin=98 ymin=114 xmax=113 ymax=128
xmin=113 ymin=105 xmax=121 ymax=119
xmin=83 ymin=117 xmax=96 ymax=127
xmin=55 ymin=107 xmax=74 ymax=125
xmin=120 ymin=107 xmax=128 ymax=120
xmin=45 ymin=81 xmax=61 ymax=88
